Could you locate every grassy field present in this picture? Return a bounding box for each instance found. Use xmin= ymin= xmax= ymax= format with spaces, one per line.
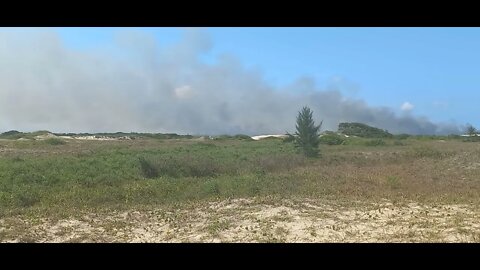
xmin=1 ymin=135 xmax=479 ymax=242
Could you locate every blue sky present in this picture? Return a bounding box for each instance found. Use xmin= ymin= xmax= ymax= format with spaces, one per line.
xmin=53 ymin=27 xmax=479 ymax=129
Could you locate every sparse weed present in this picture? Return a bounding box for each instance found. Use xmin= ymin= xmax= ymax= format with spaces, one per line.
xmin=386 ymin=176 xmax=400 ymax=189
xmin=206 ymin=219 xmax=231 ymax=236
xmin=44 ymin=138 xmax=66 ymax=145
xmin=364 ymin=139 xmax=386 ymax=146
xmin=409 ymin=146 xmax=452 ymax=159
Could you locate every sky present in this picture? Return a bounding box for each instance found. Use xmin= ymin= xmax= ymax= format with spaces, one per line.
xmin=0 ymin=27 xmax=478 ymax=135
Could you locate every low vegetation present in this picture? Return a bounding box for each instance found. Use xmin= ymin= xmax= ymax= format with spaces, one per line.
xmin=338 ymin=122 xmax=393 ymax=138
xmin=44 ymin=138 xmax=66 ymax=145
xmin=1 ymin=126 xmax=479 ymax=242
xmin=319 ymin=133 xmax=345 ymax=145
xmin=1 ymin=134 xmax=479 ymax=215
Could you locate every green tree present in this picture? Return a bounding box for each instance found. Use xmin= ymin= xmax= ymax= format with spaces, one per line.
xmin=466 ymin=124 xmax=477 ymax=136
xmin=293 ymin=106 xmax=322 ymax=157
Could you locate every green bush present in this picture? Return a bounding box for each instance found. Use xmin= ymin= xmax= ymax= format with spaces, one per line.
xmin=282 ymin=134 xmax=296 ymax=143
xmin=413 ymin=135 xmax=438 ymax=141
xmin=214 ymin=134 xmax=254 ymax=141
xmin=393 ymin=140 xmax=405 ymax=146
xmin=139 ymin=133 xmax=194 ymax=140
xmin=16 ymin=192 xmax=40 ymax=208
xmin=203 ymin=180 xmax=220 ymax=196
xmin=139 ymin=156 xmax=219 ymax=178
xmin=447 ymin=134 xmax=461 ymax=140
xmin=394 ymin=134 xmax=410 ymax=140
xmin=138 ymin=157 xmax=159 ymax=179
xmin=213 ymin=135 xmax=233 ymax=141
xmin=233 ymin=134 xmax=254 ymax=141
xmin=364 ymin=139 xmax=386 ymax=146
xmin=0 ymin=130 xmax=25 ymax=140
xmin=319 ymin=134 xmax=345 ymax=145
xmin=262 ymin=136 xmax=283 ymax=140
xmin=44 ymin=138 xmax=66 ymax=145
xmin=338 ymin=122 xmax=393 ymax=138
xmin=1 ymin=130 xmax=22 ymax=136
xmin=462 ymin=136 xmax=480 ymax=142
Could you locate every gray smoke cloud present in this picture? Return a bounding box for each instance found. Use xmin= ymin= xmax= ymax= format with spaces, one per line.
xmin=0 ymin=29 xmax=462 ymax=135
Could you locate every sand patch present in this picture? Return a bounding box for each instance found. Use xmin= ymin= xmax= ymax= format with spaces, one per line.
xmin=1 ymin=199 xmax=479 ymax=242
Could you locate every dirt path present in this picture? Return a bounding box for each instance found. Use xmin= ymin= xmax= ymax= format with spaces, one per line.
xmin=1 ymin=198 xmax=479 ymax=242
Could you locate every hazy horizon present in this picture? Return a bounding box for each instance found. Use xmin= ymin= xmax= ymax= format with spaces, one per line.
xmin=1 ymin=27 xmax=477 ymax=135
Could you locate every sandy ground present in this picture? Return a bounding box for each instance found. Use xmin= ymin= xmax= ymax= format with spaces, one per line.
xmin=34 ymin=133 xmax=132 ymax=141
xmin=1 ymin=198 xmax=479 ymax=243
